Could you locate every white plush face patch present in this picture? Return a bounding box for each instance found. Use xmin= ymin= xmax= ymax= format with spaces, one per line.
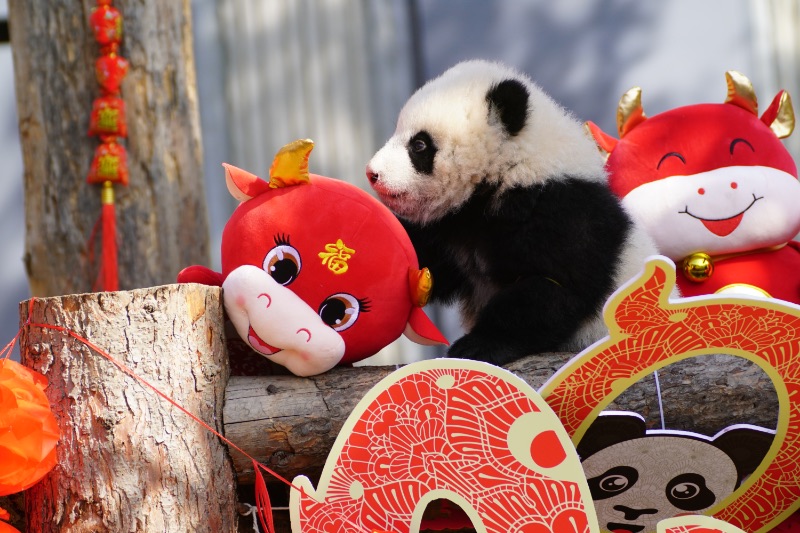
xmin=622 ymin=165 xmax=800 ymax=260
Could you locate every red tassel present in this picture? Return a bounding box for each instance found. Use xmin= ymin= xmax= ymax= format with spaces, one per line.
xmin=100 ymin=181 xmax=119 ymax=291
xmin=253 ymin=460 xmax=275 ymax=533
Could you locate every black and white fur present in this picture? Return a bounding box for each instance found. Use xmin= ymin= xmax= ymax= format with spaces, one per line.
xmin=366 ymin=60 xmax=658 ymax=365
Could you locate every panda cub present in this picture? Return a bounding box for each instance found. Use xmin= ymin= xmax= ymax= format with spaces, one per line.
xmin=367 ymin=60 xmax=658 ymax=365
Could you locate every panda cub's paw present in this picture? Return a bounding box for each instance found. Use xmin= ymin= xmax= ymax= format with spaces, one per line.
xmin=447 ymin=333 xmax=525 ymax=367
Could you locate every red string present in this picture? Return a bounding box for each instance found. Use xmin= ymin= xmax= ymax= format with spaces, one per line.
xmin=253 ymin=459 xmax=276 ymax=533
xmin=25 ymin=319 xmax=301 ymax=490
xmin=14 ymin=299 xmax=400 ymax=533
xmin=19 ymin=299 xmax=304 ymax=533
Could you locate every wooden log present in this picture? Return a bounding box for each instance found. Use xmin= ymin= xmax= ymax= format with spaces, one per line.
xmin=8 ymin=0 xmax=209 ymax=296
xmin=19 ymin=284 xmax=237 ymax=532
xmin=224 ymin=351 xmax=778 ymax=486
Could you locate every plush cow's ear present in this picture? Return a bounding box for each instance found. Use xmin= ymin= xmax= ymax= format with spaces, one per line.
xmin=223 ymin=163 xmax=271 ymax=202
xmin=585 ymin=121 xmax=618 ymax=159
xmin=404 ymin=307 xmax=448 ymax=346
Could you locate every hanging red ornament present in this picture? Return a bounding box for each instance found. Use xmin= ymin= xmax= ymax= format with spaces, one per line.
xmin=0 ymin=359 xmax=59 ymax=496
xmin=87 ymin=141 xmax=129 ymax=186
xmin=87 ymin=0 xmax=128 ymax=292
xmin=95 ymin=53 xmax=129 ymax=95
xmin=88 ymin=95 xmax=127 ymax=137
xmin=89 ymin=1 xmax=122 ymax=47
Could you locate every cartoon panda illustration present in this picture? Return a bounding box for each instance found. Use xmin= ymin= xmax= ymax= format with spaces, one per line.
xmin=366 ymin=59 xmax=660 ymax=365
xmin=578 ymin=411 xmax=774 ymax=533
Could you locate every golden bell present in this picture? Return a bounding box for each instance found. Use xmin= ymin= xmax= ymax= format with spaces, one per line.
xmin=682 ymin=252 xmax=714 ymax=282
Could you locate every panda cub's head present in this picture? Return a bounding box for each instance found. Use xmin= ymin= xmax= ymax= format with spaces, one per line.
xmin=367 ymin=59 xmax=605 ymax=225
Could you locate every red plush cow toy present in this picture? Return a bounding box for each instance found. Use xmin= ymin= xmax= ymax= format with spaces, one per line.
xmin=587 ymin=71 xmax=800 ymax=303
xmin=178 ymin=139 xmax=447 ymax=376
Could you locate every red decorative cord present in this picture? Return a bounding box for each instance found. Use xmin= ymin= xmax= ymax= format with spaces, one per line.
xmin=21 ymin=299 xmax=300 ymax=532
xmin=87 ymin=0 xmax=129 ymax=292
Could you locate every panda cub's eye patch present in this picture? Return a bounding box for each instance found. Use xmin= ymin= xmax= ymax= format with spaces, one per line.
xmin=407 ymin=131 xmax=437 ymax=175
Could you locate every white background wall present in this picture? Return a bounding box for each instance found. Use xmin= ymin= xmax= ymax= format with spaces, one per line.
xmin=0 ymin=0 xmax=788 ymax=362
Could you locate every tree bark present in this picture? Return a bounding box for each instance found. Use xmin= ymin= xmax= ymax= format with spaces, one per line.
xmin=8 ymin=0 xmax=209 ymax=296
xmin=19 ymin=284 xmax=237 ymax=532
xmin=224 ymin=352 xmax=778 ymax=486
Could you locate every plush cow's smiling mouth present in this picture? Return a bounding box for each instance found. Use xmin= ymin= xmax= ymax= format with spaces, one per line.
xmin=680 ymin=193 xmax=762 ymax=237
xmin=247 ymin=325 xmax=281 ymax=356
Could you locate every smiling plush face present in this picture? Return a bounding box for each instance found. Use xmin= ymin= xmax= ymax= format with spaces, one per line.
xmin=588 ymin=72 xmax=800 ymax=262
xmin=177 ymin=140 xmax=447 ymax=376
xmin=607 ymin=104 xmax=799 ymax=260
xmin=218 ymin=171 xmax=444 ymax=375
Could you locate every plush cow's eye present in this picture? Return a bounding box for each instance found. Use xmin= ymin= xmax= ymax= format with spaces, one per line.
xmin=657 ymin=151 xmax=686 ymax=169
xmin=318 ymin=294 xmax=368 ymax=332
xmin=587 ymin=466 xmax=639 ymax=500
xmin=263 ymin=238 xmax=301 ymax=286
xmin=730 ymin=138 xmax=755 ymax=154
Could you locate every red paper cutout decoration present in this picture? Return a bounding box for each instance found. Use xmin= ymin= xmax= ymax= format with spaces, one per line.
xmin=290 ymin=359 xmax=596 ymax=533
xmin=542 ymin=256 xmax=800 ymax=532
xmin=87 ymin=0 xmax=128 ymax=291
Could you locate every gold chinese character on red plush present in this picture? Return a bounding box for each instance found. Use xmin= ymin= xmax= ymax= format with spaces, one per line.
xmin=318 ymin=239 xmax=355 ymax=275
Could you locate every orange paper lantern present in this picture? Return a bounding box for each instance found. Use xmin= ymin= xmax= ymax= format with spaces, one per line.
xmin=0 ymin=359 xmax=59 ymax=495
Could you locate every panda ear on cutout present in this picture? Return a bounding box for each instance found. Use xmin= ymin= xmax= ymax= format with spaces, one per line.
xmin=575 ymin=411 xmax=647 ymax=460
xmin=486 ymin=78 xmax=529 ymax=136
xmin=711 ymin=424 xmax=775 ymax=484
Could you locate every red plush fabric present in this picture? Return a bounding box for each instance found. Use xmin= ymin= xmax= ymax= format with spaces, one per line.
xmin=179 ymin=163 xmax=447 ymax=371
xmin=676 ymin=242 xmax=800 ymax=304
xmin=219 ymin=174 xmax=434 ymax=364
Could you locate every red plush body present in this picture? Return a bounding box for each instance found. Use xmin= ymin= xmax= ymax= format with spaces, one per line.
xmin=178 ymin=140 xmax=446 ymax=376
xmin=588 ymin=72 xmax=800 ymax=304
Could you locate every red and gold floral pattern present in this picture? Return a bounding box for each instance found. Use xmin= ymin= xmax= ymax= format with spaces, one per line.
xmin=290 ymin=359 xmax=596 ymax=533
xmin=542 ymin=257 xmax=800 ymax=533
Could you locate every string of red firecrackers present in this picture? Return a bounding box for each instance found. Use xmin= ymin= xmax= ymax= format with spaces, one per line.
xmin=87 ymin=0 xmax=130 ymax=292
xmin=4 ymin=299 xmax=396 ymax=533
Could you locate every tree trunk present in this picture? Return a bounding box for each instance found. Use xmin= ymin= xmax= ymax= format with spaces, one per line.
xmin=19 ymin=284 xmax=237 ymax=532
xmin=8 ymin=0 xmax=209 ymax=296
xmin=224 ymin=352 xmax=778 ymax=486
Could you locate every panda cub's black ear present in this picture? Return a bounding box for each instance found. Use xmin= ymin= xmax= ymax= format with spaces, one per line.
xmin=486 ymin=78 xmax=530 ymax=136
